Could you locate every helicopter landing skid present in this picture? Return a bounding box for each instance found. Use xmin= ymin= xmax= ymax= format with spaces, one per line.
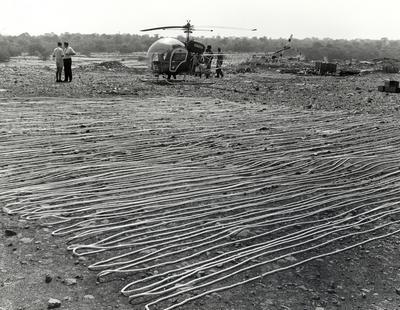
xmin=140 ymin=76 xmax=215 ymax=86
xmin=139 ymin=77 xmax=171 ymax=85
xmin=164 ymin=78 xmax=215 ymax=86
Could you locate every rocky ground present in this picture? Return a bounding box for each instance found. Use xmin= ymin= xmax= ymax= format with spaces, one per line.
xmin=3 ymin=211 xmax=400 ymax=310
xmin=1 ymin=57 xmax=400 ymax=115
xmin=2 ymin=58 xmax=400 ymax=310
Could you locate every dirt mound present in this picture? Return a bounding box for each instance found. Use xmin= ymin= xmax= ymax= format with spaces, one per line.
xmin=95 ymin=61 xmax=129 ymax=70
xmin=77 ymin=60 xmax=137 ymax=73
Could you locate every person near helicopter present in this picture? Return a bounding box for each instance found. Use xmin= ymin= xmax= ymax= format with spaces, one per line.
xmin=215 ymin=47 xmax=224 ymax=78
xmin=197 ymin=54 xmax=206 ymax=78
xmin=203 ymin=45 xmax=213 ymax=78
xmin=191 ymin=52 xmax=200 ymax=76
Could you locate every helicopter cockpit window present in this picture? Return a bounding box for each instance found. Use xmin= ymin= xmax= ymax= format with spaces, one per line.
xmin=171 ymin=52 xmax=187 ymax=62
xmin=169 ymin=48 xmax=188 ymax=73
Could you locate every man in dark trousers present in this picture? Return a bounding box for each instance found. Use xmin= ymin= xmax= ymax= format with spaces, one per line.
xmin=204 ymin=45 xmax=213 ymax=78
xmin=215 ymin=47 xmax=224 ymax=78
xmin=63 ymin=42 xmax=76 ymax=82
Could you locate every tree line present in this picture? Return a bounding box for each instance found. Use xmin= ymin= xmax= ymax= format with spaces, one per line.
xmin=0 ymin=33 xmax=399 ymax=62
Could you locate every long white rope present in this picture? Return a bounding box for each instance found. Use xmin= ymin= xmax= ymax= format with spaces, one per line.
xmin=2 ymin=97 xmax=400 ymax=310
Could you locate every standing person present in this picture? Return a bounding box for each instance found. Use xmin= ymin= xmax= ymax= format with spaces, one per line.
xmin=198 ymin=54 xmax=206 ymax=78
xmin=63 ymin=42 xmax=76 ymax=82
xmin=204 ymin=45 xmax=213 ymax=78
xmin=52 ymin=42 xmax=64 ymax=82
xmin=191 ymin=53 xmax=200 ymax=76
xmin=191 ymin=53 xmax=199 ymax=75
xmin=215 ymin=47 xmax=224 ymax=78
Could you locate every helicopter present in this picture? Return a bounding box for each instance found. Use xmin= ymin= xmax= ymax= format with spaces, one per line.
xmin=141 ymin=21 xmax=257 ymax=80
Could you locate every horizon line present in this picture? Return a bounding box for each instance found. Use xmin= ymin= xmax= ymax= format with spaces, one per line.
xmin=0 ymin=32 xmax=398 ymax=41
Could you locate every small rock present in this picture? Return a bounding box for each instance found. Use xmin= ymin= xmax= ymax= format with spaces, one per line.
xmin=63 ymin=278 xmax=77 ymax=286
xmin=20 ymin=237 xmax=33 ymax=244
xmin=84 ymin=295 xmax=95 ymax=300
xmin=140 ymin=249 xmax=155 ymax=255
xmin=45 ymin=274 xmax=52 ymax=283
xmin=5 ymin=229 xmax=17 ymax=237
xmin=395 ymin=287 xmax=400 ymax=295
xmin=284 ymin=255 xmax=298 ymax=263
xmin=2 ymin=206 xmax=11 ymax=214
xmin=361 ymin=292 xmax=367 ymax=298
xmin=263 ymin=299 xmax=274 ymax=306
xmin=47 ymin=298 xmax=61 ymax=309
xmin=236 ymin=228 xmax=252 ymax=238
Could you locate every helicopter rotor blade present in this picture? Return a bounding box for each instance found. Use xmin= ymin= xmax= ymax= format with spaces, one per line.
xmin=192 ymin=29 xmax=214 ymax=32
xmin=140 ymin=26 xmax=187 ymax=32
xmin=197 ymin=25 xmax=257 ymax=31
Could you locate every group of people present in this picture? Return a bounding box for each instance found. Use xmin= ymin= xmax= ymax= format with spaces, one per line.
xmin=191 ymin=45 xmax=224 ymax=78
xmin=52 ymin=42 xmax=76 ymax=83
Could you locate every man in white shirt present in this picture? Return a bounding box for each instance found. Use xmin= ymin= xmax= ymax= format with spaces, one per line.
xmin=63 ymin=42 xmax=76 ymax=82
xmin=52 ymin=42 xmax=64 ymax=82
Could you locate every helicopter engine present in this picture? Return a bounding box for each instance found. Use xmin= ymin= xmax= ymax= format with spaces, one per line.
xmin=186 ymin=40 xmax=205 ymax=54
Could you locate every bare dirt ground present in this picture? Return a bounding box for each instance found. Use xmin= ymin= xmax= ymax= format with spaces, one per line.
xmin=2 ymin=58 xmax=400 ymax=310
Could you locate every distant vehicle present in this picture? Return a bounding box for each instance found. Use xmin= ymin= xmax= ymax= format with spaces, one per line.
xmin=141 ymin=21 xmax=256 ymax=80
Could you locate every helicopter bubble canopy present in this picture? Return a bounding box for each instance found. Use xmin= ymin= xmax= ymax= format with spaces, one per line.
xmin=147 ymin=38 xmax=185 ymax=57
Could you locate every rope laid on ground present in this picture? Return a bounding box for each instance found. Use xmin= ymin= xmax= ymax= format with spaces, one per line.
xmin=2 ymin=97 xmax=400 ymax=310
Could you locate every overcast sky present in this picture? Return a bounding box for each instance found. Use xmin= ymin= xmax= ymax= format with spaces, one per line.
xmin=0 ymin=0 xmax=398 ymax=39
